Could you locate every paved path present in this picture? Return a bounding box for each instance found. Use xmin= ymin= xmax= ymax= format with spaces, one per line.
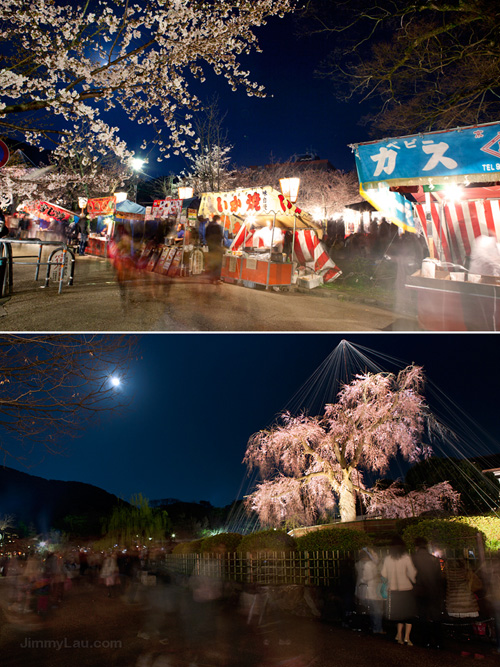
xmin=0 ymin=577 xmax=497 ymax=667
xmin=0 ymin=249 xmax=419 ymax=332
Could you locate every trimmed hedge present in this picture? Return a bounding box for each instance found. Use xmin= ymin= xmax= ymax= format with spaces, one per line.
xmin=401 ymin=519 xmax=483 ymax=550
xmin=296 ymin=528 xmax=372 ymax=553
xmin=449 ymin=515 xmax=500 ymax=551
xmin=172 ymin=539 xmax=203 ymax=554
xmin=200 ymin=532 xmax=243 ymax=554
xmin=237 ymin=529 xmax=297 ymax=553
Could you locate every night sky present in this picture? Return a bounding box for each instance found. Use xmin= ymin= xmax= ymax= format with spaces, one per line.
xmin=128 ymin=12 xmax=371 ymax=179
xmin=6 ymin=333 xmax=500 ymax=509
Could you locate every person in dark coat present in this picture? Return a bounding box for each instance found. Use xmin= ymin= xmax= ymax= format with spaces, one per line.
xmin=412 ymin=537 xmax=445 ymax=648
xmin=205 ymin=215 xmax=224 ymax=283
xmin=78 ymin=218 xmax=89 ymax=256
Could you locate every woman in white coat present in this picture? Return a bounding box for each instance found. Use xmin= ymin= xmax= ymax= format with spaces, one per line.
xmin=381 ymin=536 xmax=417 ymax=645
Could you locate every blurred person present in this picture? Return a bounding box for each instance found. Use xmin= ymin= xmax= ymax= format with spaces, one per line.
xmin=253 ymin=219 xmax=284 ymax=252
xmin=196 ymin=215 xmax=208 ymax=246
xmin=32 ymin=564 xmax=51 ymax=615
xmin=124 ymin=550 xmax=142 ymax=603
xmin=355 ymin=548 xmax=385 ymax=634
xmin=381 ymin=536 xmax=417 ymax=645
xmin=338 ymin=552 xmax=357 ymax=628
xmin=6 ymin=554 xmax=28 ymax=613
xmin=478 ymin=555 xmax=500 ymax=654
xmin=77 ymin=217 xmax=89 ymax=255
xmin=469 ymin=234 xmax=500 ymax=277
xmin=137 ymin=570 xmax=180 ymax=642
xmin=412 ymin=537 xmax=445 ymax=648
xmin=283 ymin=229 xmax=294 ymax=261
xmin=19 ymin=214 xmax=31 ymax=239
xmin=24 ymin=553 xmax=42 ymax=584
xmin=0 ymin=208 xmax=10 ymax=239
xmin=47 ymin=552 xmax=67 ymax=605
xmin=79 ymin=548 xmax=89 ymax=577
xmin=100 ymin=551 xmax=119 ymax=597
xmin=205 ymin=214 xmax=224 ymax=284
xmin=174 ymin=222 xmax=185 ymax=243
xmin=109 ymin=224 xmax=139 ymax=305
xmin=445 ymin=558 xmax=481 ymax=619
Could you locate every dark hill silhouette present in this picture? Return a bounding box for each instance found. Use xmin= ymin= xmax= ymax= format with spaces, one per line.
xmin=0 ymin=466 xmax=123 ymax=535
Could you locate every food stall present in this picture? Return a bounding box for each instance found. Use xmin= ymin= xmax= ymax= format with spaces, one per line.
xmin=351 ymin=121 xmax=500 ymax=330
xmin=198 ymin=186 xmax=341 ymax=289
xmin=22 ymin=200 xmax=79 ymax=240
xmin=86 ymin=197 xmax=147 ymax=258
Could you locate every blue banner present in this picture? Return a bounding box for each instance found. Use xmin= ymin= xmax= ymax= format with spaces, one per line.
xmin=353 ymin=122 xmax=500 ymax=188
xmin=360 ymin=186 xmax=417 ymax=233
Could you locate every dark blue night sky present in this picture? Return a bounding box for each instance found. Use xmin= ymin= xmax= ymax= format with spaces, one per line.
xmin=124 ymin=13 xmax=372 ymax=178
xmin=6 ymin=333 xmax=500 ymax=508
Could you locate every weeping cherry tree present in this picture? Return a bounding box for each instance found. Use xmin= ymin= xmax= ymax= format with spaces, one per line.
xmin=244 ymin=365 xmax=460 ymax=526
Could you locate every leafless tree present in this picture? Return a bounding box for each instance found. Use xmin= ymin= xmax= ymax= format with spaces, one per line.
xmin=302 ymin=0 xmax=500 ymax=134
xmin=181 ymin=96 xmax=236 ymax=193
xmin=0 ymin=514 xmax=15 ymax=531
xmin=0 ymin=334 xmax=137 ymax=466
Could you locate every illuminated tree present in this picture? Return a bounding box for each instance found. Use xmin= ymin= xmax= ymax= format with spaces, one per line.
xmin=0 ymin=514 xmax=14 ymax=531
xmin=365 ymin=481 xmax=460 ymax=519
xmin=235 ymin=159 xmax=361 ymax=217
xmin=180 ymin=96 xmax=235 ymax=193
xmin=244 ymin=365 xmax=458 ymax=525
xmin=0 ymin=0 xmax=294 ymax=160
xmin=405 ymin=457 xmax=500 ymax=515
xmin=303 ymin=0 xmax=500 ymax=133
xmin=0 ymin=334 xmax=137 ymax=465
xmin=101 ymin=493 xmax=171 ymax=549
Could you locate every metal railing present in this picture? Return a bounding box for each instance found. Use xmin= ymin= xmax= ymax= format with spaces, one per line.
xmin=0 ymin=239 xmax=76 ymax=295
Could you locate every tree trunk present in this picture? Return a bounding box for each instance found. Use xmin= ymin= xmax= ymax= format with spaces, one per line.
xmin=338 ymin=475 xmax=357 ymax=522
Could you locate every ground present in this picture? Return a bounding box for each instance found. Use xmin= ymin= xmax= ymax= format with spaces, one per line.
xmin=0 ymin=574 xmax=498 ymax=667
xmin=0 ymin=244 xmax=420 ymax=332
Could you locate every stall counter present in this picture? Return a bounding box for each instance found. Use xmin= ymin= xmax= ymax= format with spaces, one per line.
xmin=221 ymin=254 xmax=292 ymax=287
xmin=86 ymin=235 xmax=108 ymax=257
xmin=406 ymin=271 xmax=500 ymax=331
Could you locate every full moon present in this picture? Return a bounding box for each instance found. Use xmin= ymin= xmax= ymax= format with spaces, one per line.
xmin=110 ymin=376 xmax=121 ymax=387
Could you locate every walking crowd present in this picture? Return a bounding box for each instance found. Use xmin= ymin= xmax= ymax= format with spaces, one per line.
xmin=352 ymin=536 xmax=500 ymax=653
xmin=2 ymin=538 xmax=500 ymax=664
xmin=1 ymin=547 xmax=146 ymax=617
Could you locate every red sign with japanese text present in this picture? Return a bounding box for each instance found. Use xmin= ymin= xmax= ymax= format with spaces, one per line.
xmin=24 ymin=200 xmax=75 ymax=223
xmin=152 ymin=199 xmax=182 ymax=217
xmin=199 ymin=187 xmax=303 ymax=220
xmin=87 ymin=196 xmax=116 ymax=218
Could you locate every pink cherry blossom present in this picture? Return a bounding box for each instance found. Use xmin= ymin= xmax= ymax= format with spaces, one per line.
xmin=244 ymin=366 xmax=460 ymax=525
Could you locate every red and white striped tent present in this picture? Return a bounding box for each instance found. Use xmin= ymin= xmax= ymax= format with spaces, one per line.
xmin=352 ymin=122 xmax=500 ymax=265
xmin=411 ymin=185 xmax=500 ymax=265
xmin=230 ymin=225 xmax=341 ymax=283
xmin=199 ymin=187 xmax=341 ymax=283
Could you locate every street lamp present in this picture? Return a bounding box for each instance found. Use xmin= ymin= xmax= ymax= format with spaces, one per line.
xmin=131 ymin=158 xmax=145 ymax=203
xmin=114 ymin=191 xmax=127 ymax=204
xmin=178 ymin=186 xmax=194 ymax=200
xmin=177 ymin=187 xmax=194 ymax=277
xmin=279 ymin=177 xmax=300 ymax=204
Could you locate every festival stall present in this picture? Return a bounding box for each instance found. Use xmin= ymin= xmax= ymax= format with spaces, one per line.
xmin=351 ymin=121 xmax=500 ymax=330
xmin=198 ymin=186 xmax=341 ymax=289
xmin=143 ymin=196 xmax=201 ymax=277
xmin=22 ymin=200 xmax=79 ymax=240
xmin=85 ymin=197 xmax=147 ymax=257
